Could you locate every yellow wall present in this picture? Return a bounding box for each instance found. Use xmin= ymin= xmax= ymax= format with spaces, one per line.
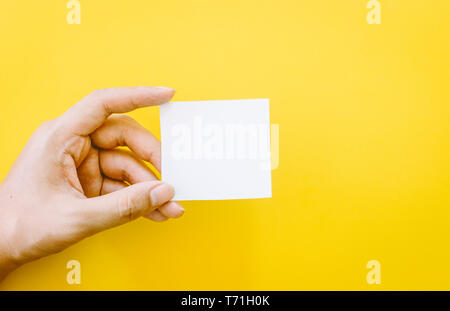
xmin=0 ymin=0 xmax=449 ymax=290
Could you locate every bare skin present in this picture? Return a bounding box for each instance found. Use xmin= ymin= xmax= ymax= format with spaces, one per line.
xmin=0 ymin=86 xmax=184 ymax=280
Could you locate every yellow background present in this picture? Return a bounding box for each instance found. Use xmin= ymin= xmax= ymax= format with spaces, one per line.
xmin=0 ymin=0 xmax=449 ymax=290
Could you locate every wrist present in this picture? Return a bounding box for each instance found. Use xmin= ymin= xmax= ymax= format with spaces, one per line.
xmin=0 ymin=187 xmax=23 ymax=281
xmin=0 ymin=234 xmax=20 ymax=281
xmin=0 ymin=213 xmax=21 ymax=281
xmin=0 ymin=254 xmax=18 ymax=281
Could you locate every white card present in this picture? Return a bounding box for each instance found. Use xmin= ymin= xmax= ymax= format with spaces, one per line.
xmin=160 ymin=99 xmax=272 ymax=201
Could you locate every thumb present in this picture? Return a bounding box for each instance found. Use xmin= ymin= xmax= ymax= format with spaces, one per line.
xmin=76 ymin=181 xmax=174 ymax=234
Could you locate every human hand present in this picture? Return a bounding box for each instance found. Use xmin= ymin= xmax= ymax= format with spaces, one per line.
xmin=0 ymin=87 xmax=184 ymax=280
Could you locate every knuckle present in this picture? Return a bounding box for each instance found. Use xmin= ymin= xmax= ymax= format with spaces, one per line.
xmin=87 ymin=89 xmax=113 ymax=116
xmin=116 ymin=193 xmax=136 ymax=222
xmin=33 ymin=119 xmax=59 ymax=148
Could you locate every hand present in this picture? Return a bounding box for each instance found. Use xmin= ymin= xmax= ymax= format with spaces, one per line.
xmin=0 ymin=87 xmax=184 ymax=280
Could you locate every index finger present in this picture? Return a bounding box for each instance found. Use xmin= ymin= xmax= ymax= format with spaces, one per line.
xmin=59 ymin=86 xmax=175 ymax=136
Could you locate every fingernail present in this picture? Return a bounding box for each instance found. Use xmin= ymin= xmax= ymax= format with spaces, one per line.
xmin=150 ymin=183 xmax=174 ymax=207
xmin=155 ymin=86 xmax=174 ymax=91
xmin=173 ymin=202 xmax=185 ymax=216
